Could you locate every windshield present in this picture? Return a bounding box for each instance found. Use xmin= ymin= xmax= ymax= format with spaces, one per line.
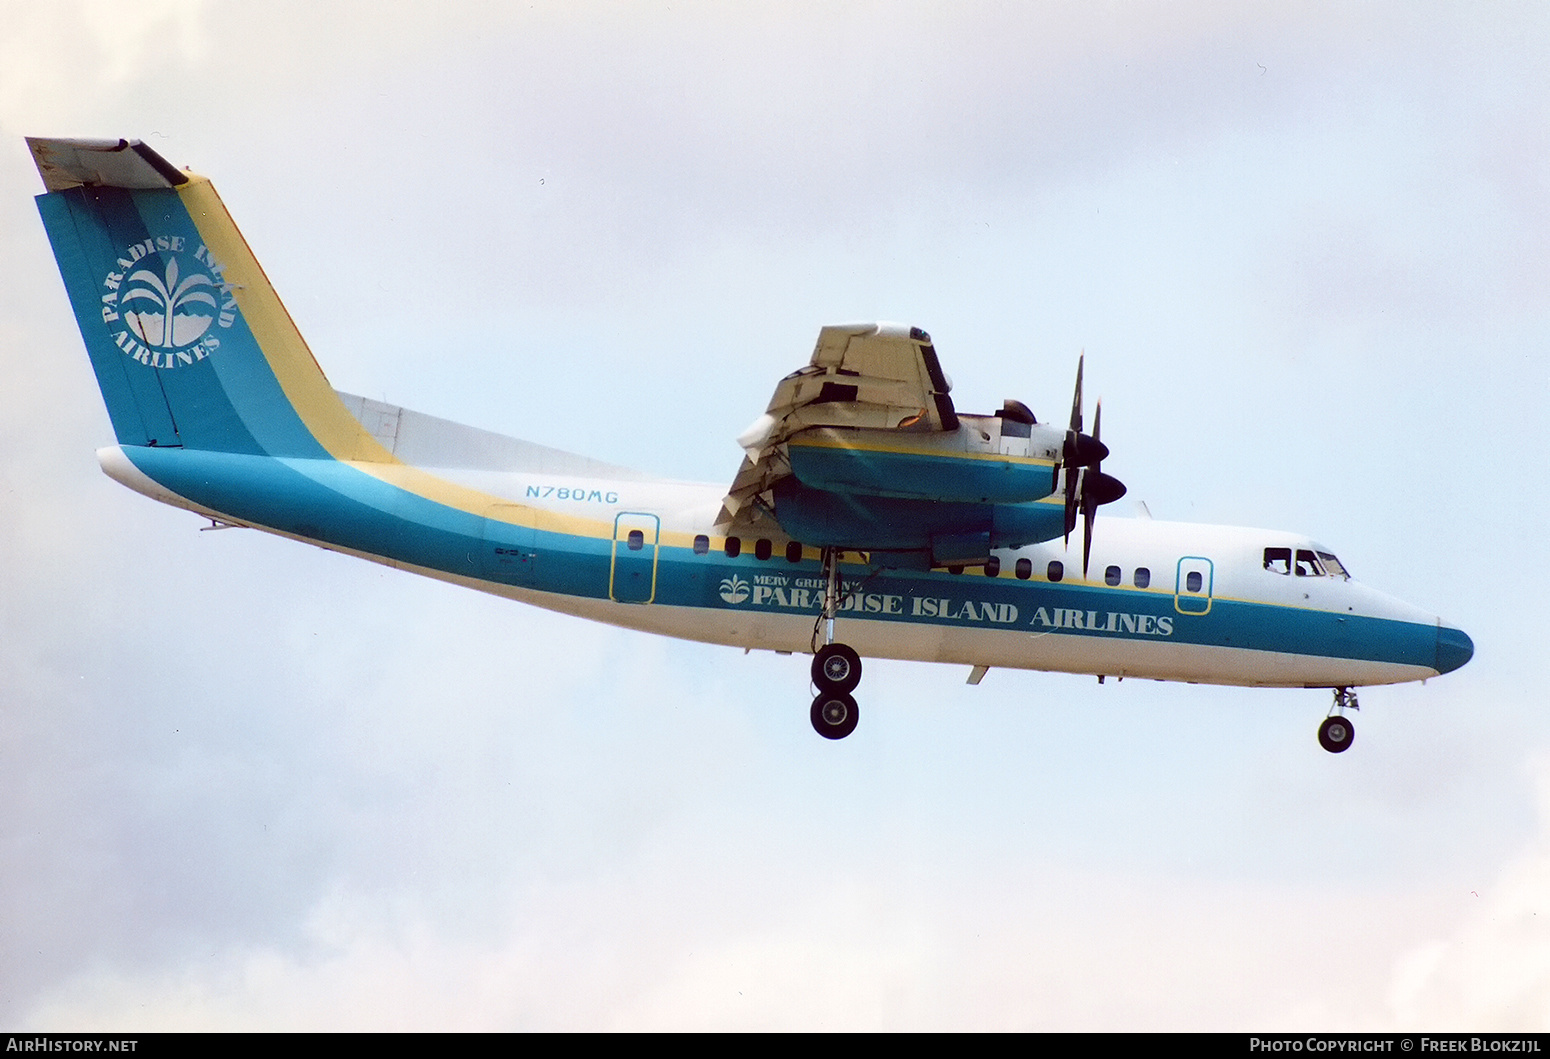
xmin=1263 ymin=544 xmax=1351 ymax=579
xmin=1314 ymin=549 xmax=1349 ymax=579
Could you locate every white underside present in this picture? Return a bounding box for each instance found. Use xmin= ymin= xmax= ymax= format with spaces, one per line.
xmin=483 ymin=585 xmax=1431 ymax=689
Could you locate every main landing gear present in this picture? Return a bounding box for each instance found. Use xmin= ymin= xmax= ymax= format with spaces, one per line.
xmin=810 ymin=549 xmax=863 ymax=740
xmin=1319 ymin=688 xmax=1359 ymax=754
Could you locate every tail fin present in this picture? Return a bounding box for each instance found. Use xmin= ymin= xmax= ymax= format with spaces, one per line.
xmin=30 ymin=137 xmax=387 ymax=461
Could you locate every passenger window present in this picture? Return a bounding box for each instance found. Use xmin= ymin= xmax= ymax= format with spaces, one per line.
xmin=725 ymin=536 xmax=741 ymax=558
xmin=1047 ymin=561 xmax=1064 ymax=583
xmin=627 ymin=529 xmax=644 ymax=551
xmin=755 ymin=538 xmax=772 ymax=561
xmin=1264 ymin=547 xmax=1291 ymax=575
xmin=693 ymin=534 xmax=709 ymax=555
xmin=786 ymin=541 xmax=803 ymax=563
xmin=1186 ymin=571 xmax=1202 ymax=593
xmin=1294 ymin=549 xmax=1324 ymax=577
xmin=985 ymin=556 xmax=1001 ymax=577
xmin=1104 ymin=565 xmax=1121 ymax=587
xmin=1134 ymin=567 xmax=1150 ymax=589
xmin=1015 ymin=558 xmax=1032 ymax=580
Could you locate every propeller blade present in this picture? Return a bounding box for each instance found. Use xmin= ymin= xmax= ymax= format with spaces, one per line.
xmin=1083 ymin=397 xmax=1101 ymax=575
xmin=1082 ymin=489 xmax=1098 ymax=578
xmin=1060 ymin=354 xmax=1085 ymax=545
xmin=1063 ymin=466 xmax=1079 ymax=544
xmin=1068 ymin=354 xmax=1085 ymax=435
xmin=1078 ymin=396 xmax=1110 ymax=576
xmin=1060 ymin=357 xmax=1123 ymax=562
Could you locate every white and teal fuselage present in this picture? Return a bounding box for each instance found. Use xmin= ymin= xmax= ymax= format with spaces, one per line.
xmin=96 ymin=394 xmax=1470 ymax=690
xmin=32 ymin=136 xmax=1472 ymax=702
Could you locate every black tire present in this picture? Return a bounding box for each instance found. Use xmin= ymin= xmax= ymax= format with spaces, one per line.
xmin=1318 ymin=715 xmax=1355 ymax=754
xmin=812 ymin=643 xmax=862 ymax=693
xmin=810 ymin=691 xmax=860 ymax=740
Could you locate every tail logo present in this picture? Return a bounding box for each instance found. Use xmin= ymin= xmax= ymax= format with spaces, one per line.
xmin=100 ymin=237 xmax=237 ymax=369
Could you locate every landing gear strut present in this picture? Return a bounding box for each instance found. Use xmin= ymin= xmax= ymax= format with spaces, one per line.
xmin=1319 ymin=688 xmax=1359 ymax=754
xmin=810 ymin=548 xmax=863 ymax=739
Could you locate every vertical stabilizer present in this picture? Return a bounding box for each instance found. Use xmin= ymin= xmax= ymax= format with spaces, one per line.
xmin=30 ymin=137 xmax=389 ymax=461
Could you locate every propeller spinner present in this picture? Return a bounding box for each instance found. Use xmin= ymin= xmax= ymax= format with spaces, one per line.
xmin=1056 ymin=356 xmax=1127 ymax=576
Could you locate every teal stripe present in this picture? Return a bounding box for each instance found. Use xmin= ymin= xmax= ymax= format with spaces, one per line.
xmin=789 ymin=442 xmax=1055 ymax=503
xmin=122 ymin=446 xmax=1439 ymax=673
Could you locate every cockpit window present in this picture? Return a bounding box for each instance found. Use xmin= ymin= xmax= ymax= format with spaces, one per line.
xmin=1294 ymin=549 xmax=1325 ymax=577
xmin=1268 ymin=543 xmax=1350 ymax=579
xmin=1316 ymin=551 xmax=1349 ymax=579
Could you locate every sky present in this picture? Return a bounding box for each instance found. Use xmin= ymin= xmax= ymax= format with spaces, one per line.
xmin=1 ymin=0 xmax=1547 ymax=1031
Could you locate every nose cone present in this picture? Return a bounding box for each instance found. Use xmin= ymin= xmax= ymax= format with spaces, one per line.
xmin=1435 ymin=623 xmax=1475 ymax=675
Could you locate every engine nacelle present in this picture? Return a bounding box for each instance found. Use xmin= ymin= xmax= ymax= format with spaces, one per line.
xmin=784 ymin=414 xmax=1065 ymax=505
xmin=771 ymin=477 xmax=1066 ymax=569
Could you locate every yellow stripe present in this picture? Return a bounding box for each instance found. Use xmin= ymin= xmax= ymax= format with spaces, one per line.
xmin=179 ymin=176 xmax=395 ymax=464
xmin=180 ymin=175 xmax=622 ymax=538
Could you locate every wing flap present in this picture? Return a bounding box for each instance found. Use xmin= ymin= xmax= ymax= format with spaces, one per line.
xmin=715 ymin=321 xmax=957 ymax=532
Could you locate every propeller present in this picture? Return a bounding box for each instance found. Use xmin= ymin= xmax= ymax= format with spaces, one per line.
xmin=1055 ymin=355 xmax=1127 ymax=577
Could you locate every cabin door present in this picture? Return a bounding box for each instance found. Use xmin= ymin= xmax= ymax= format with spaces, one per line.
xmin=610 ymin=512 xmax=660 ymax=603
xmin=1174 ymin=556 xmax=1214 ymax=615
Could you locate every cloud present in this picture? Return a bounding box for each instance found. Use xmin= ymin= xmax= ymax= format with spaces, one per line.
xmin=1385 ymin=754 xmax=1550 ymax=1030
xmin=20 ymin=817 xmax=1547 ymax=1031
xmin=4 ymin=0 xmax=1548 ymax=1033
xmin=0 ymin=0 xmax=209 ymax=135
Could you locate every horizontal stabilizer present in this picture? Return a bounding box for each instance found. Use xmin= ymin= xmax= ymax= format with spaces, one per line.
xmin=28 ymin=137 xmax=187 ymax=192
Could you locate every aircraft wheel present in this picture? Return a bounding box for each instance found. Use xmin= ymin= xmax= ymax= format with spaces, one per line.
xmin=811 ymin=691 xmax=859 ymax=740
xmin=1318 ymin=715 xmax=1355 ymax=754
xmin=812 ymin=643 xmax=862 ymax=693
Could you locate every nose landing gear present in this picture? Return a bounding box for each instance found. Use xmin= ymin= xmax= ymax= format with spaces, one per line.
xmin=809 ymin=548 xmax=863 ymax=740
xmin=1319 ymin=688 xmax=1358 ymax=753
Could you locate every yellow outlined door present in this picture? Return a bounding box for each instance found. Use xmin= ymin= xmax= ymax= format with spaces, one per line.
xmin=610 ymin=512 xmax=660 ymax=603
xmin=1174 ymin=556 xmax=1214 ymax=615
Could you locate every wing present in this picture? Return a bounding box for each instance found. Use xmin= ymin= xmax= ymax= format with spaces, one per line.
xmin=715 ymin=322 xmax=957 ymax=531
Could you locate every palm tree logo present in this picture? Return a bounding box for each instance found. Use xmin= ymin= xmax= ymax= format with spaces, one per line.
xmin=719 ymin=574 xmax=750 ymax=604
xmin=120 ymin=255 xmax=218 ymax=349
